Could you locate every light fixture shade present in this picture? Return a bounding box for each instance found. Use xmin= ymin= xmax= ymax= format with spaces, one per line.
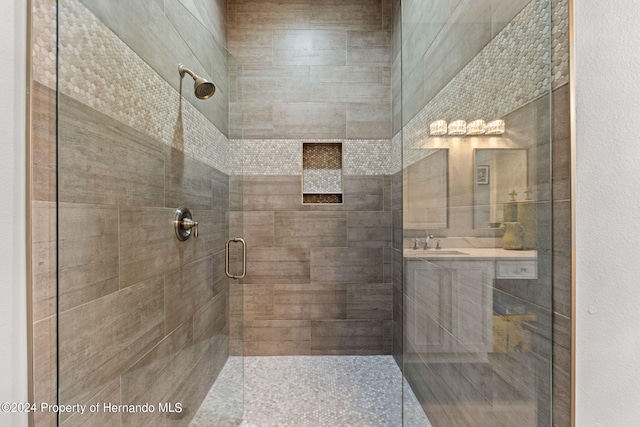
xmin=466 ymin=119 xmax=486 ymax=135
xmin=429 ymin=120 xmax=448 ymax=136
xmin=448 ymin=120 xmax=467 ymax=136
xmin=486 ymin=119 xmax=506 ymax=135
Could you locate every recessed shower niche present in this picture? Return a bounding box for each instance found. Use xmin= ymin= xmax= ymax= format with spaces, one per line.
xmin=302 ymin=142 xmax=343 ymax=204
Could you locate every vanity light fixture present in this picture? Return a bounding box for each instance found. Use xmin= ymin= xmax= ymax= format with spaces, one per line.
xmin=466 ymin=119 xmax=486 ymax=135
xmin=429 ymin=120 xmax=448 ymax=136
xmin=428 ymin=119 xmax=506 ymax=137
xmin=447 ymin=120 xmax=467 ymax=136
xmin=486 ymin=119 xmax=506 ymax=135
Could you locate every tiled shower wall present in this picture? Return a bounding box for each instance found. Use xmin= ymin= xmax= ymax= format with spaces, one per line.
xmin=30 ymin=0 xmax=233 ymax=425
xmin=227 ymin=0 xmax=396 ymax=356
xmin=398 ymin=0 xmax=571 ymax=425
xmin=227 ymin=0 xmax=393 ymax=140
xmin=237 ymin=173 xmax=394 ymax=356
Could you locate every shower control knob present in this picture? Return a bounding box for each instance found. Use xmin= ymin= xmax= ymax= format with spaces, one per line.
xmin=181 ymin=218 xmax=198 ymax=239
xmin=174 ymin=207 xmax=199 ymax=241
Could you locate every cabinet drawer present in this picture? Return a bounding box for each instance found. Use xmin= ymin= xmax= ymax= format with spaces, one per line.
xmin=496 ymin=260 xmax=537 ymax=279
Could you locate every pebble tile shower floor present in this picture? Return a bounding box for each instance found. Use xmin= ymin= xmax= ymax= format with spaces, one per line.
xmin=191 ymin=356 xmax=432 ymax=427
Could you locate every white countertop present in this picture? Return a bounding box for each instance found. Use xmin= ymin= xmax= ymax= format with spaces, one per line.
xmin=403 ymin=247 xmax=537 ymax=261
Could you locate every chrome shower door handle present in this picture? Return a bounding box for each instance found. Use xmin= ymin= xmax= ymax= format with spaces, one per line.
xmin=225 ymin=237 xmax=246 ymax=279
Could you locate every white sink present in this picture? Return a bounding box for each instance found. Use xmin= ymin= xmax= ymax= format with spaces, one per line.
xmin=424 ymin=250 xmax=469 ymax=255
xmin=404 ymin=247 xmax=538 ymax=260
xmin=406 ymin=250 xmax=469 ymax=256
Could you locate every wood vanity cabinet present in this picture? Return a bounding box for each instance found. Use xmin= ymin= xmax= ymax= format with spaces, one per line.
xmin=404 ymin=259 xmax=494 ymax=361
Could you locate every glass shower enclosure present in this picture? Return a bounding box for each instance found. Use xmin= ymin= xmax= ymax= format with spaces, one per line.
xmin=52 ymin=0 xmax=555 ymax=425
xmin=400 ymin=0 xmax=554 ymax=425
xmin=55 ymin=0 xmax=244 ymax=425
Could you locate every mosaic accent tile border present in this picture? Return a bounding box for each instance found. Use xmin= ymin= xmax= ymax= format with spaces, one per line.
xmin=32 ymin=0 xmax=57 ymax=90
xmin=228 ymin=138 xmax=243 ymax=176
xmin=343 ymin=139 xmax=394 ymax=176
xmin=238 ymin=139 xmax=303 ymax=176
xmin=56 ymin=0 xmax=230 ymax=174
xmin=403 ymin=0 xmax=556 ymax=168
xmin=234 ymin=139 xmax=393 ymax=176
xmin=392 ymin=131 xmax=402 ymax=174
xmin=552 ymin=0 xmax=570 ymax=89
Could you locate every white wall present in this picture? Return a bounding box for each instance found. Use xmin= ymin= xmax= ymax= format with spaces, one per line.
xmin=575 ymin=0 xmax=640 ymax=425
xmin=0 ymin=0 xmax=28 ymax=425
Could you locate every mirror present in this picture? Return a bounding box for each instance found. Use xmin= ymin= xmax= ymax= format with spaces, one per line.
xmin=473 ymin=149 xmax=529 ymax=229
xmin=404 ymin=149 xmax=448 ymax=229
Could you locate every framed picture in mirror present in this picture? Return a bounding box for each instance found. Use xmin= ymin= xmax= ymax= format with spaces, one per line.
xmin=476 ymin=165 xmax=490 ymax=185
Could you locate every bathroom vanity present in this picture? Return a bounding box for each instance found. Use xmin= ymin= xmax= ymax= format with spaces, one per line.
xmin=403 ymin=248 xmax=537 ymax=362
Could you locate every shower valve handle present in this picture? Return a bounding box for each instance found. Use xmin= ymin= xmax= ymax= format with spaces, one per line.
xmin=174 ymin=207 xmax=199 ymax=241
xmin=181 ymin=218 xmax=198 ymax=239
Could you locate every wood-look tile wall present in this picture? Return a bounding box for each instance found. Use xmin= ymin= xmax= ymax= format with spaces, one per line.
xmin=227 ymin=0 xmax=393 ymax=139
xmin=54 ymin=90 xmax=232 ymax=426
xmin=30 ymin=0 xmax=234 ymax=424
xmin=31 ymin=56 xmax=232 ymax=427
xmin=391 ymin=0 xmax=402 ymax=137
xmin=30 ymin=74 xmax=59 ymax=426
xmin=30 ymin=80 xmax=234 ymax=424
xmin=237 ymin=175 xmax=393 ymax=355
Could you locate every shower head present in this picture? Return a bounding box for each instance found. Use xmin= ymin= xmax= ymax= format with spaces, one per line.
xmin=178 ymin=64 xmax=216 ymax=99
xmin=193 ymin=77 xmax=216 ymax=99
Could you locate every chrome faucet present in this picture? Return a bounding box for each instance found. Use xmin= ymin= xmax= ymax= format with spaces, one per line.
xmin=424 ymin=232 xmax=434 ymax=249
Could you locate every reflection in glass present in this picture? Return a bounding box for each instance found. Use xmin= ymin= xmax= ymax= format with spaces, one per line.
xmin=403 ymin=150 xmax=448 ymax=230
xmin=474 ymin=149 xmax=529 ymax=229
xmin=401 ymin=0 xmax=552 ymax=425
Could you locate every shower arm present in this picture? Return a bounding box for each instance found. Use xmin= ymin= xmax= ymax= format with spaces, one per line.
xmin=178 ymin=64 xmax=197 ymax=80
xmin=178 ymin=63 xmax=216 ymax=99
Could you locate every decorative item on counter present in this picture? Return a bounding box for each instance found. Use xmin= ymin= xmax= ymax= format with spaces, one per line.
xmin=518 ymin=188 xmax=537 ymax=250
xmin=500 ymin=222 xmax=524 ymax=250
xmin=495 ymin=303 xmax=527 ymax=315
xmin=493 ymin=313 xmax=536 ymax=353
xmin=502 ymin=189 xmax=518 ymax=222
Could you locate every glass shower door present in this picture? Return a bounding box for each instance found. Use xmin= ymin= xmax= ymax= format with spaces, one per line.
xmin=56 ymin=0 xmax=243 ymax=425
xmin=401 ymin=0 xmax=553 ymax=425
